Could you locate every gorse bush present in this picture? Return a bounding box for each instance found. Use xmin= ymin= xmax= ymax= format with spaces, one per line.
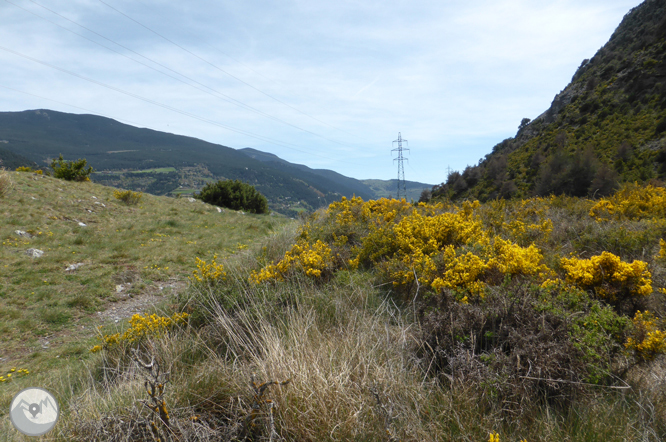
xmin=249 ymin=186 xmax=666 ymax=398
xmin=250 ymin=239 xmax=333 ymax=283
xmin=15 ymin=166 xmax=42 ymax=174
xmin=589 ymin=183 xmax=666 ymax=220
xmin=113 ymin=189 xmax=143 ymax=205
xmin=50 ymin=154 xmax=94 ymax=181
xmin=90 ymin=312 xmax=189 ymax=352
xmin=195 ymin=179 xmax=269 ymax=214
xmin=559 ymin=251 xmax=652 ymax=301
xmin=625 ymin=310 xmax=666 ymax=361
xmin=190 ymin=255 xmax=226 ymax=284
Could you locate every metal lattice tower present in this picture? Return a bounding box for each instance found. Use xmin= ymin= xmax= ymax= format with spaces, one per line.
xmin=391 ymin=132 xmax=409 ymax=200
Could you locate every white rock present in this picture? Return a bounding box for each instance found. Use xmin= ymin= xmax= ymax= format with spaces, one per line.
xmin=92 ymin=196 xmax=97 ymax=199
xmin=26 ymin=248 xmax=44 ymax=258
xmin=31 ymin=196 xmax=36 ymax=200
xmin=188 ymin=197 xmax=196 ymax=202
xmin=217 ymin=207 xmax=222 ymax=213
xmin=65 ymin=263 xmax=84 ymax=271
xmin=15 ymin=230 xmax=32 ymax=238
xmin=116 ymin=284 xmax=124 ymax=293
xmin=78 ymin=222 xmax=87 ymax=227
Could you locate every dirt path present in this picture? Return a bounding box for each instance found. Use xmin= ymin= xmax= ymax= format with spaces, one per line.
xmin=96 ymin=279 xmax=188 ymax=323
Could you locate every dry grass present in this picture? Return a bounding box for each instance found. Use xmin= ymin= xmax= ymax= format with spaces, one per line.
xmin=41 ymin=239 xmax=666 ymax=441
xmin=0 ymin=168 xmax=12 ymax=198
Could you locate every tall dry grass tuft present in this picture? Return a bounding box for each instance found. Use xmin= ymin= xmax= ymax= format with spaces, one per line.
xmin=0 ymin=168 xmax=12 ymax=198
xmin=195 ymin=269 xmax=437 ymax=440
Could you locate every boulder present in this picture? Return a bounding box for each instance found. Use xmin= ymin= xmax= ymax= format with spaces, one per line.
xmin=26 ymin=248 xmax=43 ymax=258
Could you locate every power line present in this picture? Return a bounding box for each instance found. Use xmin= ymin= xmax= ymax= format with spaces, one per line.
xmin=391 ymin=132 xmax=409 ymax=200
xmin=14 ymin=0 xmax=356 ymax=151
xmin=0 ymin=44 xmax=354 ymax=165
xmin=96 ymin=0 xmax=370 ymax=142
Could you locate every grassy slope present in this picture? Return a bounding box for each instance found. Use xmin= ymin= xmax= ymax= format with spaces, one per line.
xmin=0 ymin=171 xmax=287 ymax=397
xmin=1 ymin=182 xmax=664 ymax=440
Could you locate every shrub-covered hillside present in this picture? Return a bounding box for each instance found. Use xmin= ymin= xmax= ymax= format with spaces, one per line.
xmin=27 ymin=185 xmax=666 ymax=441
xmin=434 ymin=0 xmax=666 ymax=202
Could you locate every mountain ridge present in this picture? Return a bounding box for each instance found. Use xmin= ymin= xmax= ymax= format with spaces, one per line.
xmin=433 ymin=0 xmax=666 ymax=202
xmin=0 ymin=109 xmax=431 ymax=214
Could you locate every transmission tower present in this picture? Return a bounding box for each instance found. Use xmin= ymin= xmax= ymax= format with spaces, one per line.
xmin=391 ymin=132 xmax=409 ymax=200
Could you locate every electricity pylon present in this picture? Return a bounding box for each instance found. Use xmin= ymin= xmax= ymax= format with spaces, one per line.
xmin=392 ymin=132 xmax=409 ymax=200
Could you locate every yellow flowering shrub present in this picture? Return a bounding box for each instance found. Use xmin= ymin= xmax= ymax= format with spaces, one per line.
xmin=590 ymin=184 xmax=666 ymax=220
xmin=432 ymin=246 xmax=489 ymax=296
xmin=250 ymin=240 xmax=333 ymax=283
xmin=625 ymin=310 xmax=666 ymax=360
xmin=657 ymin=238 xmax=666 ymax=261
xmin=560 ymin=252 xmax=652 ymax=300
xmin=481 ymin=197 xmax=553 ymax=246
xmin=113 ymin=189 xmax=143 ymax=205
xmin=91 ymin=312 xmax=189 ymax=352
xmin=264 ymin=196 xmax=555 ymax=301
xmin=487 ymin=237 xmax=549 ymax=278
xmin=191 ymin=255 xmax=226 ymax=283
xmin=15 ymin=166 xmax=43 ymax=174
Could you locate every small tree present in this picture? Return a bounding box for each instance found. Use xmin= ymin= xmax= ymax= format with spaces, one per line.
xmin=50 ymin=154 xmax=94 ymax=182
xmin=196 ymin=179 xmax=269 ymax=214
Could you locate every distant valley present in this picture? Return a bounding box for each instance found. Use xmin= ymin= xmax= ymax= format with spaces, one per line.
xmin=0 ymin=110 xmax=432 ymax=215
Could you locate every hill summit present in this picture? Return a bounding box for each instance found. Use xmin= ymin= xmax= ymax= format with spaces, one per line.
xmin=433 ymin=0 xmax=666 ymax=202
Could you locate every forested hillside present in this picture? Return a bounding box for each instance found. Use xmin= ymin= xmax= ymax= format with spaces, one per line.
xmin=433 ymin=0 xmax=666 ymax=202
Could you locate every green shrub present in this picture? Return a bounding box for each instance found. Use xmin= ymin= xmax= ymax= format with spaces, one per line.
xmin=50 ymin=154 xmax=94 ymax=181
xmin=196 ymin=179 xmax=269 ymax=214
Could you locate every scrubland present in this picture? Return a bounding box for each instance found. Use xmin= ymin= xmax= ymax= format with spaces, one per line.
xmin=2 ymin=173 xmax=666 ymax=440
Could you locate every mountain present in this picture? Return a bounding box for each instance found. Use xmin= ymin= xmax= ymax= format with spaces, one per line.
xmin=432 ymin=0 xmax=666 ymax=202
xmin=0 ymin=146 xmax=39 ymax=170
xmin=238 ymin=147 xmax=376 ymax=200
xmin=0 ymin=109 xmax=428 ymax=214
xmin=360 ymin=179 xmax=433 ymax=201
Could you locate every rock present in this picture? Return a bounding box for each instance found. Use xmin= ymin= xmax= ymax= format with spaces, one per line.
xmin=217 ymin=207 xmax=222 ymax=213
xmin=78 ymin=222 xmax=87 ymax=227
xmin=15 ymin=230 xmax=32 ymax=238
xmin=92 ymin=196 xmax=97 ymax=199
xmin=116 ymin=284 xmax=124 ymax=293
xmin=26 ymin=248 xmax=44 ymax=258
xmin=65 ymin=263 xmax=84 ymax=271
xmin=188 ymin=197 xmax=196 ymax=202
xmin=31 ymin=196 xmax=36 ymax=200
xmin=94 ymin=202 xmax=106 ymax=207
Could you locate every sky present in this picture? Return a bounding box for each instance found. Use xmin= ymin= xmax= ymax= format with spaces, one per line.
xmin=0 ymin=0 xmax=645 ymax=185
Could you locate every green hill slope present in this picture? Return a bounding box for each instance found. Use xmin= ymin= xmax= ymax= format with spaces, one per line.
xmin=0 ymin=110 xmax=377 ymax=214
xmin=433 ymin=0 xmax=666 ymax=202
xmin=0 ymin=169 xmax=286 ymax=374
